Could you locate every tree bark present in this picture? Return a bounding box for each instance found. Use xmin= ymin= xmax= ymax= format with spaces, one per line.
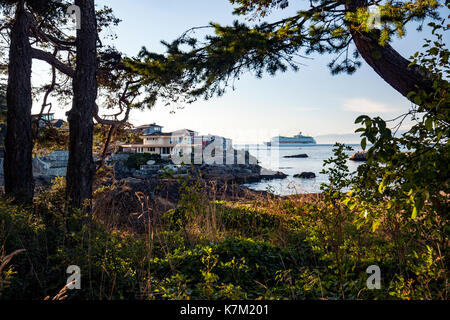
xmin=4 ymin=4 xmax=34 ymax=203
xmin=66 ymin=0 xmax=98 ymax=208
xmin=350 ymin=31 xmax=433 ymax=98
xmin=347 ymin=0 xmax=434 ymax=99
xmin=31 ymin=48 xmax=75 ymax=77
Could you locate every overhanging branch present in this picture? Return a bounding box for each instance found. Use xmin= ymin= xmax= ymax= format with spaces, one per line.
xmin=31 ymin=47 xmax=133 ymax=126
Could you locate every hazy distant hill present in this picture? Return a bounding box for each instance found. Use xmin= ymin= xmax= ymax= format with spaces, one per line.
xmin=316 ymin=129 xmax=408 ymax=145
xmin=315 ymin=133 xmax=362 ymax=145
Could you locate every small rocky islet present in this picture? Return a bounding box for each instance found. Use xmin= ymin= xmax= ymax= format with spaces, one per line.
xmin=349 ymin=151 xmax=370 ymax=161
xmin=283 ymin=153 xmax=309 ymax=158
xmin=293 ymin=172 xmax=316 ymax=179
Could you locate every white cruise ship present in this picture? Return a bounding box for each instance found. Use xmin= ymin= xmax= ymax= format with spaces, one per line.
xmin=264 ymin=132 xmax=316 ymax=146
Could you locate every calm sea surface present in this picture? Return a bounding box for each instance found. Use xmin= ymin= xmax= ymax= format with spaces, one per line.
xmin=235 ymin=144 xmax=364 ymax=195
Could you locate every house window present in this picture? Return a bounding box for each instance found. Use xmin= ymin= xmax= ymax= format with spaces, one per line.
xmin=42 ymin=114 xmax=54 ymax=121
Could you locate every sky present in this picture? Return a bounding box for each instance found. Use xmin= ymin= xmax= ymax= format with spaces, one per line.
xmin=31 ymin=0 xmax=448 ymax=144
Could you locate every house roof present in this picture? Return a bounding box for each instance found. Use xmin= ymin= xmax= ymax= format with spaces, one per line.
xmin=31 ymin=114 xmax=66 ymax=128
xmin=142 ymin=132 xmax=172 ymax=137
xmin=135 ymin=123 xmax=163 ymax=129
xmin=142 ymin=129 xmax=198 ymax=137
xmin=50 ymin=119 xmax=66 ymax=128
xmin=172 ymin=129 xmax=197 ymax=135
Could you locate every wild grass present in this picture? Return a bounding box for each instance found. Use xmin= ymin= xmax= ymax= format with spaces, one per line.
xmin=0 ymin=174 xmax=447 ymax=300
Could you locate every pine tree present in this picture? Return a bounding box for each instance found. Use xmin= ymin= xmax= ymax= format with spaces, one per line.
xmin=0 ymin=0 xmax=68 ymax=203
xmin=1 ymin=0 xmax=123 ymax=206
xmin=128 ymin=0 xmax=447 ymax=108
xmin=65 ymin=0 xmax=98 ymax=208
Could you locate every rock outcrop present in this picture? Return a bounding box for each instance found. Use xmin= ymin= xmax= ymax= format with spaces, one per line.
xmin=199 ymin=164 xmax=287 ymax=183
xmin=350 ymin=151 xmax=368 ymax=161
xmin=294 ymin=172 xmax=316 ymax=179
xmin=33 ymin=150 xmax=69 ymax=177
xmin=284 ymin=154 xmax=308 ymax=158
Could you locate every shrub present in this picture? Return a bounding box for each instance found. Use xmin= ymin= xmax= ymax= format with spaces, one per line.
xmin=125 ymin=153 xmax=163 ymax=169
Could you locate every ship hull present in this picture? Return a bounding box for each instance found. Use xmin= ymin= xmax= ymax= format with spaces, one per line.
xmin=264 ymin=132 xmax=317 ymax=146
xmin=264 ymin=142 xmax=317 ymax=147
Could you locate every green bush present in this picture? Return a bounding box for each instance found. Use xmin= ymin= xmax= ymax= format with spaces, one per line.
xmin=0 ymin=180 xmax=147 ymax=300
xmin=125 ymin=153 xmax=164 ymax=170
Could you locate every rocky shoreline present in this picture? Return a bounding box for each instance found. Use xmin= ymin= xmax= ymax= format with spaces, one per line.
xmin=1 ymin=151 xmax=289 ymax=193
xmin=115 ymin=161 xmax=288 ymax=184
xmin=113 ymin=152 xmax=288 ymax=184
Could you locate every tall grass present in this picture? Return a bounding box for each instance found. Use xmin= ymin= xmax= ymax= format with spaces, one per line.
xmin=0 ymin=174 xmax=447 ymax=300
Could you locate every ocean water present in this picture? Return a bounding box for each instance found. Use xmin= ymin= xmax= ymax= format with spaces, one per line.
xmin=235 ymin=144 xmax=364 ymax=195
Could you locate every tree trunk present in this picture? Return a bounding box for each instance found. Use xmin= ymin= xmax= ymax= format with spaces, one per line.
xmin=66 ymin=0 xmax=98 ymax=208
xmin=347 ymin=0 xmax=434 ymax=99
xmin=350 ymin=31 xmax=433 ymax=98
xmin=4 ymin=4 xmax=34 ymax=203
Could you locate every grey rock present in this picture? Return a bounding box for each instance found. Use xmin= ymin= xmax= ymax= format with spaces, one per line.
xmin=350 ymin=151 xmax=368 ymax=161
xmin=284 ymin=154 xmax=308 ymax=158
xmin=294 ymin=172 xmax=316 ymax=179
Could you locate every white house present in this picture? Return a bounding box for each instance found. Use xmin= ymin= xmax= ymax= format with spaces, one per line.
xmin=121 ymin=124 xmax=199 ymax=158
xmin=120 ymin=124 xmax=234 ymax=161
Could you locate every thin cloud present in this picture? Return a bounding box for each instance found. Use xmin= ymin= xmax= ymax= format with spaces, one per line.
xmin=343 ymin=98 xmax=394 ymax=113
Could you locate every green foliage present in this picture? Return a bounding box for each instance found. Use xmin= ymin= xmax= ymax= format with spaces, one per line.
xmin=127 ymin=0 xmax=444 ymax=104
xmin=352 ymin=27 xmax=449 ymax=222
xmin=147 ymin=238 xmax=300 ymax=299
xmin=33 ymin=126 xmax=69 ymax=156
xmin=230 ymin=0 xmax=290 ymax=17
xmin=1 ymin=165 xmax=448 ymax=300
xmin=125 ymin=153 xmax=163 ymax=169
xmin=0 ymin=179 xmax=147 ymax=300
xmin=0 ymin=202 xmax=44 ymax=297
xmin=1 ymin=2 xmax=448 ymax=301
xmin=320 ymin=143 xmax=355 ymax=198
xmin=342 ymin=27 xmax=449 ymax=299
xmin=2 ymin=26 xmax=449 ymax=298
xmin=0 ymin=0 xmax=68 ymax=16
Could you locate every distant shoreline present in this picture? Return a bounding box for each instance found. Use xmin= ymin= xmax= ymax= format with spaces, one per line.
xmin=234 ymin=143 xmax=364 ymax=147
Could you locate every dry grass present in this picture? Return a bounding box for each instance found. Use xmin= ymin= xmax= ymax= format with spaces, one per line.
xmin=92 ymin=177 xmax=280 ymax=232
xmin=0 ymin=249 xmax=26 ymax=275
xmin=0 ymin=249 xmax=27 ymax=294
